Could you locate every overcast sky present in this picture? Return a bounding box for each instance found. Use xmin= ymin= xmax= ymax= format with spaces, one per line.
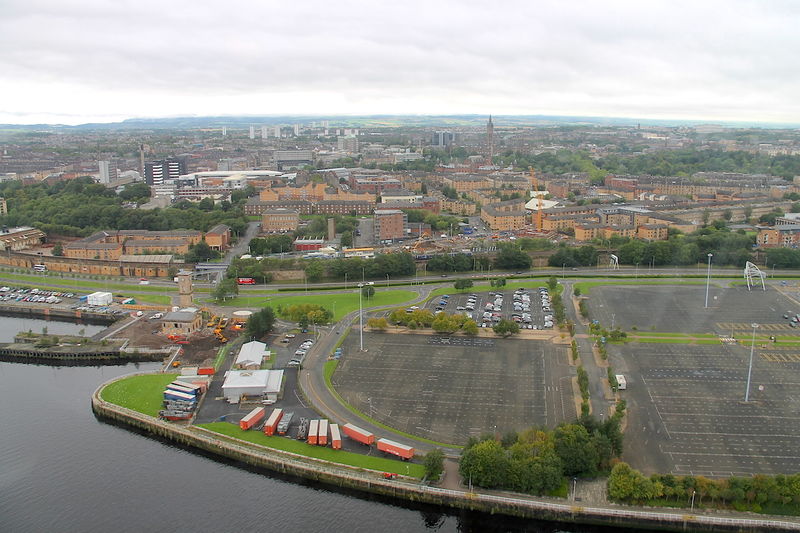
xmin=1 ymin=0 xmax=798 ymax=125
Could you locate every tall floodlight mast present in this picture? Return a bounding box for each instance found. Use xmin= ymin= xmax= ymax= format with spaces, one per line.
xmin=744 ymin=262 xmax=766 ymax=291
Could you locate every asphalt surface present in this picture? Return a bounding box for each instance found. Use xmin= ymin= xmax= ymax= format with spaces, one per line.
xmin=332 ymin=332 xmax=575 ymax=445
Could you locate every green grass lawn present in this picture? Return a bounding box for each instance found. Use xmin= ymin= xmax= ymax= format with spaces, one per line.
xmin=218 ymin=290 xmax=417 ymax=321
xmin=574 ymin=279 xmax=709 ymax=295
xmin=199 ymin=422 xmax=425 ymax=477
xmin=130 ymin=293 xmax=172 ymax=305
xmin=100 ymin=373 xmax=178 ymax=416
xmin=0 ymin=271 xmax=177 ymax=293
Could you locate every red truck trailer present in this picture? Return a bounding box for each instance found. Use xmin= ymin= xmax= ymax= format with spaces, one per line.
xmin=197 ymin=367 xmax=215 ymax=376
xmin=329 ymin=423 xmax=342 ymax=450
xmin=376 ymin=438 xmax=415 ymax=460
xmin=308 ymin=419 xmax=319 ymax=445
xmin=239 ymin=407 xmax=265 ymax=431
xmin=263 ymin=408 xmax=283 ymax=436
xmin=342 ymin=423 xmax=375 ymax=445
xmin=318 ymin=419 xmax=329 ymax=446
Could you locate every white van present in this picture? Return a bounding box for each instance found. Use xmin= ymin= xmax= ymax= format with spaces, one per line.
xmin=615 ymin=374 xmax=627 ymax=390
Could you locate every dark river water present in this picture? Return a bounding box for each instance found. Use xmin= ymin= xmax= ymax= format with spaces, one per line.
xmin=0 ymin=317 xmax=632 ymax=533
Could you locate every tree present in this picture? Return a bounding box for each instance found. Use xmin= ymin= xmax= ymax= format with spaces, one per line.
xmin=554 ymin=423 xmax=599 ymax=477
xmin=51 ymin=243 xmax=63 ymax=256
xmin=493 ymin=319 xmax=520 ymax=337
xmin=432 ymin=314 xmax=459 ymax=333
xmin=494 ymin=245 xmax=531 ymax=270
xmin=245 ymin=307 xmax=275 ymax=339
xmin=490 ymin=277 xmax=506 ymax=288
xmin=423 ymin=448 xmax=445 ymax=481
xmin=340 ymin=231 xmax=354 ymax=248
xmin=361 ymin=284 xmax=375 ymax=299
xmin=453 ymin=279 xmax=473 ymax=291
xmin=367 ymin=317 xmax=388 ymax=331
xmin=213 ymin=278 xmax=238 ymax=302
xmin=305 ymin=261 xmax=325 ymax=282
xmin=462 ymin=319 xmax=478 ymax=335
xmin=185 ymin=240 xmax=219 ymax=263
xmin=547 ymin=276 xmax=558 ymax=291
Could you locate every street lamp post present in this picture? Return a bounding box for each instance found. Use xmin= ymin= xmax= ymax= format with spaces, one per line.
xmin=357 ymin=281 xmax=374 ymax=351
xmin=344 ymin=272 xmax=348 ymax=290
xmin=745 ymin=323 xmax=759 ymax=402
xmin=704 ymin=253 xmax=713 ymax=308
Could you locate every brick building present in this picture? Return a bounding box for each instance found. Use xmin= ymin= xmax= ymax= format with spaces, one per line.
xmin=374 ymin=209 xmax=408 ymax=242
xmin=262 ymin=209 xmax=299 ymax=233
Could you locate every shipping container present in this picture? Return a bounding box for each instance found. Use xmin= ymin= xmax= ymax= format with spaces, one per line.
xmin=308 ymin=419 xmax=319 ymax=445
xmin=263 ymin=408 xmax=284 ymax=436
xmin=87 ymin=291 xmax=113 ymax=306
xmin=376 ymin=438 xmax=415 ymax=460
xmin=169 ymin=381 xmax=201 ymax=395
xmin=276 ymin=412 xmax=294 ymax=435
xmin=163 ymin=389 xmax=196 ymax=403
xmin=197 ymin=367 xmax=215 ymax=375
xmin=180 ymin=366 xmax=199 ymax=376
xmin=166 ymin=383 xmax=197 ymax=396
xmin=239 ymin=406 xmax=266 ymax=430
xmin=342 ymin=423 xmax=375 ymax=445
xmin=318 ymin=419 xmax=329 ymax=446
xmin=329 ymin=423 xmax=342 ymax=450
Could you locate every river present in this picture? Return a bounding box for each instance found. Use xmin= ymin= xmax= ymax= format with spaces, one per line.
xmin=0 ymin=317 xmax=632 ymax=532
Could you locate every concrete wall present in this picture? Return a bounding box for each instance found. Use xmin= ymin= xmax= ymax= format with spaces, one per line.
xmin=92 ymin=374 xmax=800 ymax=533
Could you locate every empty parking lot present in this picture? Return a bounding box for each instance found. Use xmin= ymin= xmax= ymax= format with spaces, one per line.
xmin=331 ymin=332 xmax=575 ymax=445
xmin=617 ymin=342 xmax=800 ymax=477
xmin=586 ymin=284 xmax=800 ymax=335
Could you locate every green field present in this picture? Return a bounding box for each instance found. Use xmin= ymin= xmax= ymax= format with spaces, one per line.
xmin=199 ymin=422 xmax=425 ymax=477
xmin=574 ymin=279 xmax=711 ymax=295
xmin=218 ymin=290 xmax=417 ymax=321
xmin=131 ymin=293 xmax=172 ymax=305
xmin=0 ymin=271 xmax=178 ymax=293
xmin=100 ymin=373 xmax=178 ymax=416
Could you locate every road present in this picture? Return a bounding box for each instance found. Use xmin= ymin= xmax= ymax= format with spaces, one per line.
xmin=294 ymin=282 xmax=468 ymax=458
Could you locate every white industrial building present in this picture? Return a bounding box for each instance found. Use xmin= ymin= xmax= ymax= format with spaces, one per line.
xmin=87 ymin=291 xmax=113 ymax=306
xmin=222 ymin=369 xmax=284 ymax=403
xmin=234 ymin=341 xmax=270 ymax=370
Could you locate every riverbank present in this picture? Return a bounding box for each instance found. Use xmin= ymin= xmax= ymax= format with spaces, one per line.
xmin=0 ymin=303 xmax=118 ymax=325
xmin=92 ymin=373 xmax=800 ymax=532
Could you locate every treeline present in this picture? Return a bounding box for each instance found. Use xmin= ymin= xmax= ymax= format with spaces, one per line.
xmin=609 ymin=462 xmax=800 ymax=513
xmin=548 ymin=227 xmax=756 ymax=268
xmin=495 ymin=148 xmax=800 ymax=182
xmin=405 ymin=209 xmax=466 ymax=231
xmin=0 ymin=177 xmax=249 ymax=237
xmin=459 ymin=410 xmax=625 ymax=496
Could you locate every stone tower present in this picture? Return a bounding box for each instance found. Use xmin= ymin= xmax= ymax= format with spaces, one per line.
xmin=177 ymin=273 xmax=193 ymax=308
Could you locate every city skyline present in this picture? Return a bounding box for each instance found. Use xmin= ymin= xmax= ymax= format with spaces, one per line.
xmin=2 ymin=0 xmax=799 ymax=125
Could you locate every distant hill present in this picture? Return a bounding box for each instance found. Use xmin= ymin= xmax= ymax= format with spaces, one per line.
xmin=0 ymin=114 xmax=797 ymax=131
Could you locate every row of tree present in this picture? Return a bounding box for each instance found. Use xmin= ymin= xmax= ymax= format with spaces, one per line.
xmin=608 ymin=463 xmax=800 ymax=513
xmin=494 ymin=148 xmax=800 ymax=182
xmin=459 ymin=410 xmax=625 ymax=495
xmin=0 ymin=177 xmax=250 ymax=237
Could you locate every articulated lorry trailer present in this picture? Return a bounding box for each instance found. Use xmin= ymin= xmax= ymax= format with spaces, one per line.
xmin=239 ymin=407 xmax=265 ymax=430
xmin=263 ymin=408 xmax=284 ymax=436
xmin=329 ymin=423 xmax=342 ymax=450
xmin=342 ymin=423 xmax=375 ymax=445
xmin=376 ymin=438 xmax=415 ymax=460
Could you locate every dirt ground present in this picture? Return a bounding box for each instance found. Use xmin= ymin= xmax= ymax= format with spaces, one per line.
xmin=109 ymin=314 xmax=241 ymax=366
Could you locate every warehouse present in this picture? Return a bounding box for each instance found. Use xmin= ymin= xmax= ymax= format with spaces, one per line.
xmin=221 ymin=369 xmax=284 ymax=403
xmin=234 ymin=341 xmax=270 ymax=370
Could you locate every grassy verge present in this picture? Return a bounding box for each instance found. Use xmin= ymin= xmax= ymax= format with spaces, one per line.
xmin=213 ymin=344 xmax=232 ymax=370
xmin=199 ymin=422 xmax=425 ymax=477
xmin=100 ymin=373 xmax=178 ymax=417
xmin=131 ymin=293 xmax=172 ymax=305
xmin=323 ymin=360 xmax=460 ymax=449
xmin=574 ymin=279 xmax=709 ymax=296
xmin=217 ymin=290 xmax=417 ymax=321
xmin=0 ymin=271 xmax=178 ymax=293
